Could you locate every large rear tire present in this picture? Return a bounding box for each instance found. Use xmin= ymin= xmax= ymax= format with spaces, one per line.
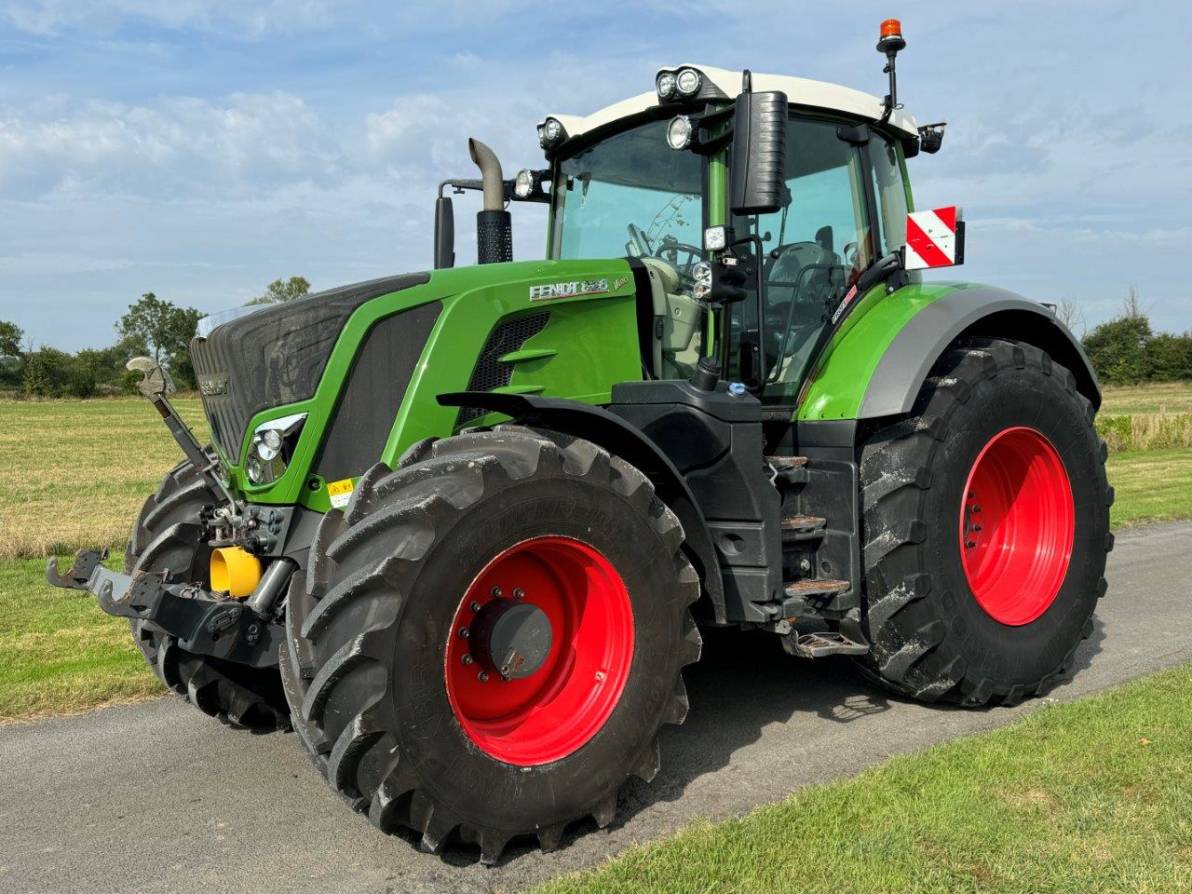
xmin=279 ymin=427 xmax=701 ymax=863
xmin=857 ymin=337 xmax=1113 ymax=706
xmin=126 ymin=457 xmax=289 ymax=731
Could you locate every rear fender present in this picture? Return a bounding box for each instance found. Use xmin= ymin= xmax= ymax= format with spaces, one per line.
xmin=859 ymin=286 xmax=1100 ymax=418
xmin=799 ymin=284 xmax=1100 ymax=423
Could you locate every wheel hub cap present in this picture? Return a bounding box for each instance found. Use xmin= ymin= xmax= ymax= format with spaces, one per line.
xmin=471 ymin=600 xmax=553 ymax=680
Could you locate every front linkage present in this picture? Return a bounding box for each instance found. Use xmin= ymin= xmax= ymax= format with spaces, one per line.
xmin=47 ymin=549 xmax=283 ymax=669
xmin=45 ymin=357 xmax=288 ymax=672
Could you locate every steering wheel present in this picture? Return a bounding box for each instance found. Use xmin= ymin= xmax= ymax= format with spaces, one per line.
xmin=627 ymin=225 xmax=702 ymax=286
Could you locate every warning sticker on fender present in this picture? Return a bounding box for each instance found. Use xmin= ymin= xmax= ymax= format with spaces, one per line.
xmin=327 ymin=478 xmax=355 ymax=509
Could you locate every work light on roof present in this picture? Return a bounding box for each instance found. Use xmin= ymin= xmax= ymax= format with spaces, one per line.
xmin=538 ymin=117 xmax=566 ymax=149
xmin=656 ymin=71 xmax=677 ymax=100
xmin=675 ymin=68 xmax=702 ymax=96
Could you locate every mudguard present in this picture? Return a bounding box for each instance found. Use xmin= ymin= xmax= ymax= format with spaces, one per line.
xmin=799 ymin=283 xmax=1100 ymax=422
xmin=437 ymin=391 xmax=727 ymax=623
xmin=859 ymin=285 xmax=1099 ymax=417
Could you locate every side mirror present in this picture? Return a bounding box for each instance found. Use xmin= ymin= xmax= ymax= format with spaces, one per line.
xmin=434 ymin=195 xmax=455 ymax=269
xmin=729 ymin=90 xmax=788 ymax=216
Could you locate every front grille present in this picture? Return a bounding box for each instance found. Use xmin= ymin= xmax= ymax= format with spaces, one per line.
xmin=190 ymin=272 xmax=429 ymax=459
xmin=457 ymin=312 xmax=550 ymax=424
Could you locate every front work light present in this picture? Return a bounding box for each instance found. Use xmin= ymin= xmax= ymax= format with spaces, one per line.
xmin=703 ymin=225 xmax=727 ymax=252
xmin=514 ymin=169 xmax=535 ymax=198
xmin=666 ymin=115 xmax=693 ymax=150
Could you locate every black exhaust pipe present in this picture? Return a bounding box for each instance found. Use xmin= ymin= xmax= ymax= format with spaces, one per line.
xmin=468 ymin=138 xmax=512 ymax=264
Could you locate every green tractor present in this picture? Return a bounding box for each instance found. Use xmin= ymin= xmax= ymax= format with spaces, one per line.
xmin=50 ymin=21 xmax=1111 ymax=863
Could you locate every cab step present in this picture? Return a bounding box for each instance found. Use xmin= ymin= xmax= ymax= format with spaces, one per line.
xmin=786 ymin=631 xmax=870 ymax=659
xmin=767 ymin=455 xmax=809 ymax=485
xmin=767 ymin=455 xmax=808 ymax=469
xmin=783 ymin=578 xmax=849 ymax=600
xmin=781 ymin=514 xmax=826 ymax=541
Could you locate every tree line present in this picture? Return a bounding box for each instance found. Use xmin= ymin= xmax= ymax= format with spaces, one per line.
xmin=1 ymin=280 xmax=1187 ymax=397
xmin=0 ymin=278 xmax=309 ymax=398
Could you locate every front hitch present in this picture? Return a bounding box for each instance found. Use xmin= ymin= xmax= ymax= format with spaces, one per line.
xmin=46 ymin=549 xmax=280 ymax=668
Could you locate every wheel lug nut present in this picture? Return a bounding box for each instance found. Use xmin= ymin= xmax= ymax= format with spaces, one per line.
xmin=965 ymin=540 xmax=977 ymax=548
xmin=513 ymin=588 xmax=525 ymax=600
xmin=458 ymin=627 xmax=470 ymax=639
xmin=461 ymin=654 xmax=473 ymax=665
xmin=477 ymin=671 xmax=489 ymax=683
xmin=490 ymin=586 xmax=502 ymax=598
xmin=470 ymin=601 xmax=481 ymax=613
xmin=973 ymin=524 xmax=982 ymax=532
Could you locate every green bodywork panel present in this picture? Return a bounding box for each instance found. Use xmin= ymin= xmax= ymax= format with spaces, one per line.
xmin=796 ymin=280 xmax=966 ymax=421
xmin=226 ymin=259 xmax=640 ymax=511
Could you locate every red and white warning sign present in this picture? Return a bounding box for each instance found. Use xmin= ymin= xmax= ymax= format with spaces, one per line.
xmin=904 ymin=206 xmax=965 ymax=270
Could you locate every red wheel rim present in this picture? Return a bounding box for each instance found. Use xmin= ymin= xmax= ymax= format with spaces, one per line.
xmin=444 ymin=536 xmax=635 ymax=766
xmin=959 ymin=426 xmax=1075 ymax=626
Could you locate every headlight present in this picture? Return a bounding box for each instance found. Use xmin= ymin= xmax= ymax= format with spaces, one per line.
xmin=666 ymin=115 xmax=693 ymax=150
xmin=676 ymin=68 xmax=702 ymax=96
xmin=245 ymin=412 xmax=307 ymax=486
xmin=656 ymin=71 xmax=677 ymax=100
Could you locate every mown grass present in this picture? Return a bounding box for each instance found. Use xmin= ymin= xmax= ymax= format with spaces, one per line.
xmin=0 ymin=396 xmax=207 ymax=559
xmin=537 ymin=663 xmax=1192 ymax=894
xmin=0 ymin=555 xmax=162 ymax=722
xmin=1109 ymin=449 xmax=1192 ymax=528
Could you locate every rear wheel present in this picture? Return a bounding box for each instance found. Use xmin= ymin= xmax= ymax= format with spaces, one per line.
xmin=857 ymin=337 xmax=1113 ymax=705
xmin=126 ymin=457 xmax=289 ymax=731
xmin=279 ymin=427 xmax=700 ymax=863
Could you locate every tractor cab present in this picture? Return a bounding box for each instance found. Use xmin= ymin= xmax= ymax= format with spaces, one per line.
xmin=540 ymin=73 xmax=919 ymax=399
xmin=438 ymin=54 xmax=941 ymax=407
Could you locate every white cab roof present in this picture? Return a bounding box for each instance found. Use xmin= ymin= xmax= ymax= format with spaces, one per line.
xmin=543 ymin=64 xmax=918 ymax=142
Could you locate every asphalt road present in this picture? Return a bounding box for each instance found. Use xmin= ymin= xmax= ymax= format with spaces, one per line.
xmin=3 ymin=522 xmax=1190 ymax=894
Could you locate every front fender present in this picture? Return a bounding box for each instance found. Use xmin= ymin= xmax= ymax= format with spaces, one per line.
xmin=437 ymin=391 xmax=727 ymax=623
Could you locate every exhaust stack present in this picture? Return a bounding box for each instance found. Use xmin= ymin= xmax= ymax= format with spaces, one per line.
xmin=468 ymin=138 xmax=513 ymax=264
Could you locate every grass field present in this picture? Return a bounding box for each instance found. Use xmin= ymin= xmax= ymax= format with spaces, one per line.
xmin=1101 ymin=381 xmax=1192 ymax=415
xmin=0 ymin=392 xmax=1189 ymax=721
xmin=0 ymin=396 xmax=207 ymax=559
xmin=535 ymin=663 xmax=1192 ymax=894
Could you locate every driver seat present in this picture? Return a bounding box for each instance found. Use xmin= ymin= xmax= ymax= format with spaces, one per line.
xmin=640 ymin=257 xmax=702 ymax=378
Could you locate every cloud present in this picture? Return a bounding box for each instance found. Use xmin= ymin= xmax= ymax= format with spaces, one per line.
xmin=2 ymin=0 xmax=341 ymax=36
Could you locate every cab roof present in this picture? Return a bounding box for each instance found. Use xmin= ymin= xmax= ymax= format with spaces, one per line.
xmin=541 ymin=63 xmax=919 ymax=144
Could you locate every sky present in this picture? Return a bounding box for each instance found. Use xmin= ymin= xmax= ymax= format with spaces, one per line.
xmin=0 ymin=0 xmax=1189 ymax=351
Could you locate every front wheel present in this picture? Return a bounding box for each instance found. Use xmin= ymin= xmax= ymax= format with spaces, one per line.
xmin=857 ymin=337 xmax=1113 ymax=706
xmin=279 ymin=427 xmax=701 ymax=863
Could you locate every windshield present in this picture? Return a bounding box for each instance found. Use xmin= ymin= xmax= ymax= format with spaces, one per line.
xmin=550 ymin=119 xmax=704 ymax=271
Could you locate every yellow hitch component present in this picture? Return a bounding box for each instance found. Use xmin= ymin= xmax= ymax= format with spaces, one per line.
xmin=209 ymin=547 xmax=262 ymax=598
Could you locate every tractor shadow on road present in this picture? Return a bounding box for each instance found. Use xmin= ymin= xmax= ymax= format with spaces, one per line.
xmin=446 ymin=617 xmax=1106 ymax=867
xmin=480 ymin=615 xmax=1107 ymax=867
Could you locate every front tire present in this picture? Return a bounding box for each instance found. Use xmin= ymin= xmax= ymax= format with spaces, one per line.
xmin=279 ymin=428 xmax=701 ymax=863
xmin=126 ymin=457 xmax=289 ymax=731
xmin=857 ymin=337 xmax=1113 ymax=706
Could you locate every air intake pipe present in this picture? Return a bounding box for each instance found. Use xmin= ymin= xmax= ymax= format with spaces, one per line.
xmin=468 ymin=138 xmax=512 ymax=264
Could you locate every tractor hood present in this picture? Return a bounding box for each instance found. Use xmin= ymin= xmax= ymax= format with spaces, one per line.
xmin=191 ymin=272 xmax=430 ymax=461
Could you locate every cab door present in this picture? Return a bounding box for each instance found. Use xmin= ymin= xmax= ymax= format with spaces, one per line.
xmin=727 ymin=115 xmax=909 ymax=404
